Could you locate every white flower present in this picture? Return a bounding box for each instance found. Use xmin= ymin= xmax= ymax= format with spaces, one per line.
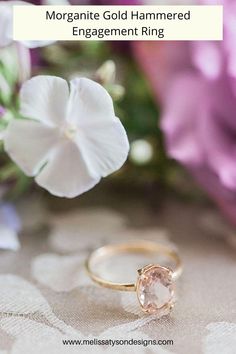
xmin=4 ymin=75 xmax=129 ymax=198
xmin=0 ymin=1 xmax=54 ymax=49
xmin=96 ymin=60 xmax=116 ymax=85
xmin=130 ymin=139 xmax=153 ymax=165
xmin=0 ymin=43 xmax=31 ymax=84
xmin=0 ymin=2 xmax=12 ymax=48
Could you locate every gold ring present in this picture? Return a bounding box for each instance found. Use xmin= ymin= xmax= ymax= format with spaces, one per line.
xmin=85 ymin=240 xmax=183 ymax=316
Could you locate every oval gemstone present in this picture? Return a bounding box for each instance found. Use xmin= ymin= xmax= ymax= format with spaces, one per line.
xmin=136 ymin=265 xmax=174 ymax=315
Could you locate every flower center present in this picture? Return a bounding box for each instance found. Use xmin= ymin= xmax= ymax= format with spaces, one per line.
xmin=63 ymin=124 xmax=77 ymax=140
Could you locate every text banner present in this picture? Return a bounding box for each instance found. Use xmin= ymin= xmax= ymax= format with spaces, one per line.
xmin=13 ymin=5 xmax=223 ymax=41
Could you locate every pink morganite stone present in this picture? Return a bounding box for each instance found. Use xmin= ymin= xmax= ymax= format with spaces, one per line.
xmin=137 ymin=265 xmax=174 ymax=315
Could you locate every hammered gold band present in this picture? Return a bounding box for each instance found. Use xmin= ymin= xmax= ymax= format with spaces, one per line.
xmin=85 ymin=240 xmax=183 ymax=292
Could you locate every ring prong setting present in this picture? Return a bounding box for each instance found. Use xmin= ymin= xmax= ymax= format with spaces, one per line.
xmin=136 ymin=264 xmax=175 ymax=315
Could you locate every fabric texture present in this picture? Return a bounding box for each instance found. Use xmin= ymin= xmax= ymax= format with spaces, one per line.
xmin=0 ymin=198 xmax=235 ymax=353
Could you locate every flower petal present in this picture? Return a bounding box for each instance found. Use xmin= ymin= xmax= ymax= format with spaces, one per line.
xmin=16 ymin=44 xmax=31 ymax=82
xmin=66 ymin=77 xmax=129 ymax=177
xmin=191 ymin=42 xmax=222 ymax=79
xmin=0 ymin=4 xmax=12 ymax=48
xmin=0 ymin=43 xmax=31 ymax=84
xmin=0 ymin=226 xmax=20 ymax=251
xmin=201 ymin=109 xmax=236 ymax=189
xmin=21 ymin=40 xmax=56 ymax=49
xmin=66 ymin=78 xmax=115 ymax=127
xmin=35 ymin=141 xmax=100 ymax=198
xmin=76 ymin=118 xmax=129 ymax=178
xmin=0 ymin=1 xmax=34 ymax=48
xmin=4 ymin=119 xmax=60 ymax=176
xmin=161 ymin=73 xmax=207 ymax=165
xmin=20 ymin=76 xmax=69 ymax=126
xmin=0 ymin=203 xmax=21 ymax=233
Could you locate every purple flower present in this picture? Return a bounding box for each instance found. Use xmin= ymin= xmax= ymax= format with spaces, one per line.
xmin=132 ymin=1 xmax=236 ymax=225
xmin=0 ymin=203 xmax=21 ymax=233
xmin=93 ymin=0 xmax=140 ymax=3
xmin=161 ymin=70 xmax=236 ymax=222
xmin=0 ymin=106 xmax=6 ymax=118
xmin=0 ymin=203 xmax=21 ymax=250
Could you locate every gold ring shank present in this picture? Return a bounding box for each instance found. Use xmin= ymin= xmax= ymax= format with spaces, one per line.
xmin=85 ymin=241 xmax=183 ymax=292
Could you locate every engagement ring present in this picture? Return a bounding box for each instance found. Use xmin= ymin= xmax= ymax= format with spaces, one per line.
xmin=85 ymin=241 xmax=183 ymax=316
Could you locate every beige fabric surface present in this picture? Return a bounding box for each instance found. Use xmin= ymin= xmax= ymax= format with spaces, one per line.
xmin=0 ymin=198 xmax=235 ymax=354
